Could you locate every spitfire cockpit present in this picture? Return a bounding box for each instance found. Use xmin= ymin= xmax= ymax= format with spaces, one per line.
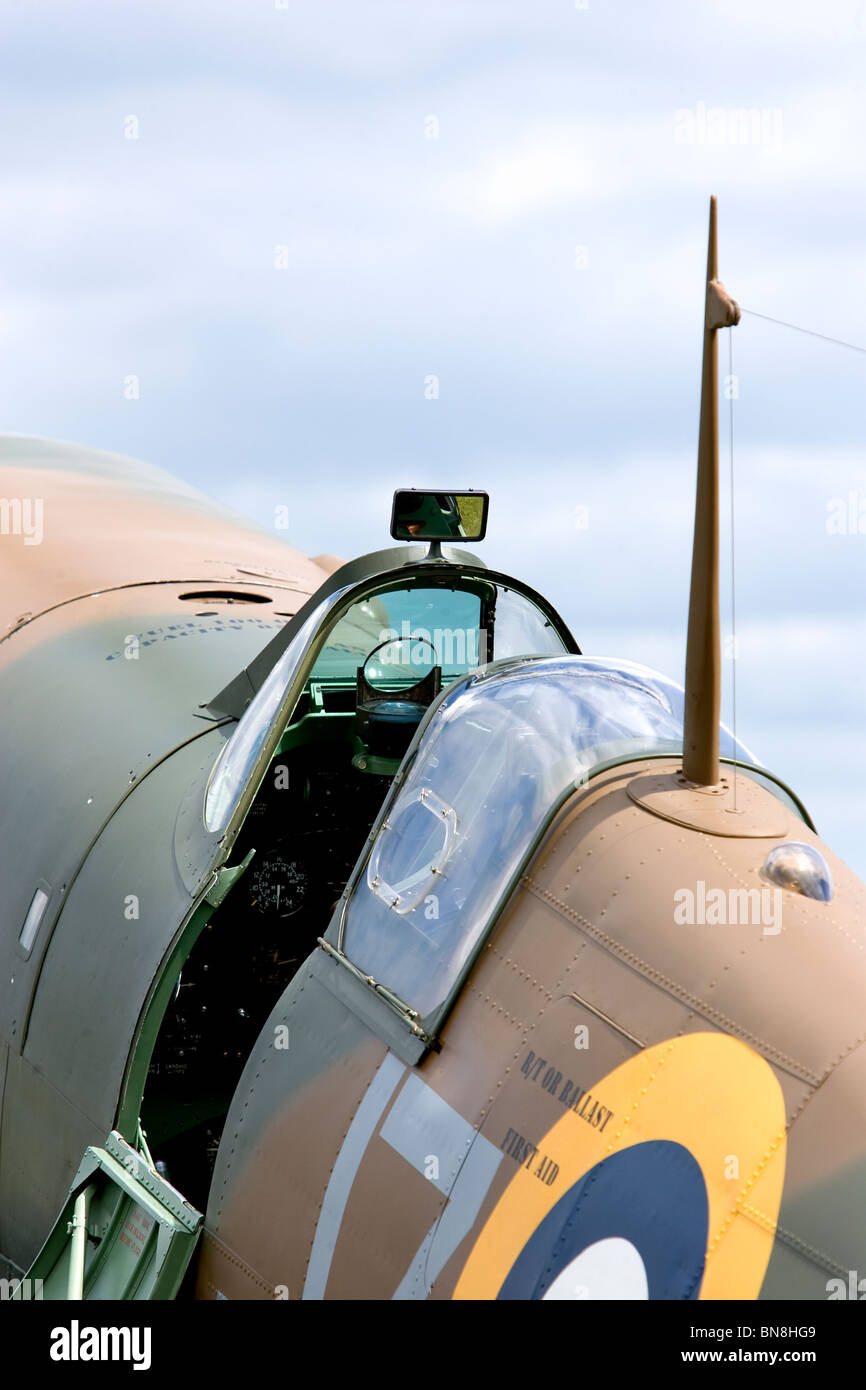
xmin=130 ymin=491 xmax=800 ymax=1218
xmin=137 ymin=493 xmax=583 ymax=1204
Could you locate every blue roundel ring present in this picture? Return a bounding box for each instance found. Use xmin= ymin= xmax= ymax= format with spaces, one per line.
xmin=497 ymin=1140 xmax=709 ymax=1300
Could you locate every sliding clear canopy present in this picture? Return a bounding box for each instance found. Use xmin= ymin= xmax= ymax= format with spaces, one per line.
xmin=341 ymin=656 xmax=756 ymax=1017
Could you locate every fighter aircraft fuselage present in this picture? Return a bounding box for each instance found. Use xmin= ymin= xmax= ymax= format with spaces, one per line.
xmin=2 ymin=202 xmax=865 ymax=1302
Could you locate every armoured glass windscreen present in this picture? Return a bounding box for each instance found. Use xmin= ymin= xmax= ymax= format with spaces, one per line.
xmin=308 ymin=583 xmax=567 ymax=684
xmin=310 ymin=587 xmax=483 ymax=683
xmin=342 ymin=656 xmax=756 ymax=1017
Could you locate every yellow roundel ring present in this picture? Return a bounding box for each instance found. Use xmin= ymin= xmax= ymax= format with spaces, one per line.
xmin=454 ymin=1032 xmax=787 ymax=1301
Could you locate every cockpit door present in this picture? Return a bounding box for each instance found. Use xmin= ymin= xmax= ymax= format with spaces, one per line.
xmin=20 ymin=1130 xmax=202 ymax=1300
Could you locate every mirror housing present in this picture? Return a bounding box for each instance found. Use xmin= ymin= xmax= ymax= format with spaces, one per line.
xmin=390 ymin=490 xmax=488 ymax=542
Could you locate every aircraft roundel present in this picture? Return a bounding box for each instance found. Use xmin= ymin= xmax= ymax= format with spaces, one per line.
xmin=453 ymin=1032 xmax=787 ymax=1301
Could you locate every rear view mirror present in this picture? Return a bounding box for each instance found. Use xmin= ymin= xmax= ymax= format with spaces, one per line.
xmin=390 ymin=490 xmax=488 ymax=542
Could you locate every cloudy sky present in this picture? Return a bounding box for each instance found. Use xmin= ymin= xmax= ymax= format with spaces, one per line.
xmin=1 ymin=0 xmax=864 ymax=874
